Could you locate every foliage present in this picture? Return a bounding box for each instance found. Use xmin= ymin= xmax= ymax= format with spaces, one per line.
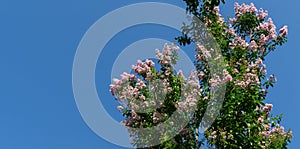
xmin=109 ymin=1 xmax=292 ymax=148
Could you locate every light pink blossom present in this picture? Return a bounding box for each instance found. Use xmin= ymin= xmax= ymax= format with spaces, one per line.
xmin=279 ymin=25 xmax=288 ymax=37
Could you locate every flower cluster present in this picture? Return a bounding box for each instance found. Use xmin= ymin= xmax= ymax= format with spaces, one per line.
xmin=229 ymin=36 xmax=249 ymax=49
xmin=195 ymin=44 xmax=212 ymax=59
xmin=256 ymin=18 xmax=277 ymax=44
xmin=177 ymin=71 xmax=202 ymax=113
xmin=234 ymin=72 xmax=260 ymax=87
xmin=257 ymin=103 xmax=293 ymax=148
xmin=209 ymin=69 xmax=232 ymax=90
xmin=231 ymin=2 xmax=268 ymax=23
xmin=131 ymin=59 xmax=155 ymax=81
xmin=234 ymin=3 xmax=257 ymax=16
xmin=227 ymin=2 xmax=288 ymax=57
xmin=109 ymin=72 xmax=136 ymax=96
xmin=110 ymin=43 xmax=204 ymax=147
xmin=232 ymin=58 xmax=267 ymax=88
xmin=155 ymin=43 xmax=179 ymax=66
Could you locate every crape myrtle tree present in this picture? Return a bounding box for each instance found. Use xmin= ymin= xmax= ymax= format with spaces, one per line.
xmin=109 ymin=0 xmax=292 ymax=148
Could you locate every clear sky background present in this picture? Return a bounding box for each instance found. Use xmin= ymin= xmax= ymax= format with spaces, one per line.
xmin=0 ymin=0 xmax=299 ymax=148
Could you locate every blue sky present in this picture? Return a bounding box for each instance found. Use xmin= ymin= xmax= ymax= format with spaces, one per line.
xmin=0 ymin=0 xmax=299 ymax=148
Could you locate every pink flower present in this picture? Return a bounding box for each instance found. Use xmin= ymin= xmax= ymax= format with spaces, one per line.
xmin=145 ymin=72 xmax=154 ymax=81
xmin=263 ymin=103 xmax=273 ymax=114
xmin=132 ymin=59 xmax=152 ymax=74
xmin=109 ymin=85 xmax=116 ymax=95
xmin=255 ymin=58 xmax=263 ymax=65
xmin=234 ymin=2 xmax=258 ymax=17
xmin=164 ymin=69 xmax=171 ymax=76
xmin=229 ymin=18 xmax=236 ymax=24
xmin=129 ymin=137 xmax=134 ymax=144
xmin=120 ymin=72 xmax=131 ymax=82
xmin=213 ymin=6 xmax=220 ymax=12
xmin=116 ymin=106 xmax=124 ymax=111
xmin=279 ymin=25 xmax=288 ymax=37
xmin=226 ymin=27 xmax=237 ymax=36
xmin=145 ymin=59 xmax=155 ymax=67
xmin=177 ymin=70 xmax=184 ymax=78
xmin=139 ymin=95 xmax=146 ymax=100
xmin=259 ymin=34 xmax=268 ymax=46
xmin=155 ymin=43 xmax=178 ymax=66
xmin=248 ymin=40 xmax=258 ymax=52
xmin=225 ymin=74 xmax=233 ymax=82
xmin=129 ymin=74 xmax=136 ymax=81
xmin=136 ymin=79 xmax=146 ymax=89
xmin=167 ymin=87 xmax=173 ymax=92
xmin=230 ymin=37 xmax=249 ymax=49
xmin=258 ymin=8 xmax=268 ymax=19
xmin=259 ymin=48 xmax=265 ymax=54
xmin=196 ymin=44 xmax=211 ymax=58
xmin=258 ymin=116 xmax=264 ymax=123
xmin=198 ymin=71 xmax=205 ymax=78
